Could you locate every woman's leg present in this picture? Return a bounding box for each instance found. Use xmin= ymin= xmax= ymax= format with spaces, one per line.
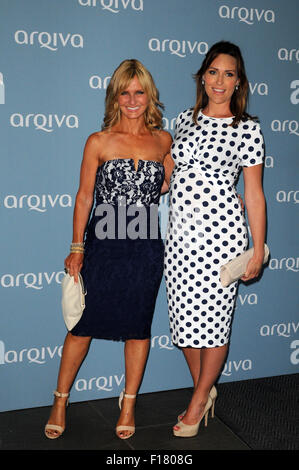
xmin=182 ymin=348 xmax=202 ymax=387
xmin=174 ymin=344 xmax=228 ymax=428
xmin=116 ymin=338 xmax=150 ymax=438
xmin=46 ymin=332 xmax=91 ymax=437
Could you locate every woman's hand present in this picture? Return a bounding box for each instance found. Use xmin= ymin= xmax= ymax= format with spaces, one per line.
xmin=241 ymin=254 xmax=263 ymax=282
xmin=64 ymin=252 xmax=84 ymax=283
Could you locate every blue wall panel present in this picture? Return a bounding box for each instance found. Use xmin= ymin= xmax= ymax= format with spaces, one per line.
xmin=0 ymin=0 xmax=298 ymax=411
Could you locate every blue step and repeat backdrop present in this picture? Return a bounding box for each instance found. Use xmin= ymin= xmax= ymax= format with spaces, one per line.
xmin=0 ymin=0 xmax=298 ymax=412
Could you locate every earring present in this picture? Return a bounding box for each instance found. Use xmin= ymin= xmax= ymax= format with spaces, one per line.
xmin=235 ymin=85 xmax=239 ymax=90
xmin=202 ymin=79 xmax=205 ymax=85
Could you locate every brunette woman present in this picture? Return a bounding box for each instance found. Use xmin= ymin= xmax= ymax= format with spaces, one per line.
xmin=164 ymin=41 xmax=266 ymax=437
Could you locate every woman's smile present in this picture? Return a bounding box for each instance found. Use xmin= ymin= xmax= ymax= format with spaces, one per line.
xmin=118 ymin=76 xmax=149 ymax=119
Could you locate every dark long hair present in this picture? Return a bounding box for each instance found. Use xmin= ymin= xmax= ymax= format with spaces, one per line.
xmin=193 ymin=41 xmax=256 ymax=126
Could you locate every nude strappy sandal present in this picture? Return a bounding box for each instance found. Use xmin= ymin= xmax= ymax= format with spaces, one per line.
xmin=116 ymin=389 xmax=136 ymax=439
xmin=44 ymin=390 xmax=69 ymax=439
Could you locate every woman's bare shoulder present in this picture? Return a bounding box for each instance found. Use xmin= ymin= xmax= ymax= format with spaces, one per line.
xmin=157 ymin=128 xmax=172 ymax=140
xmin=84 ymin=130 xmax=113 ymax=153
xmin=159 ymin=130 xmax=173 ymax=157
xmin=86 ymin=130 xmax=109 ymax=143
xmin=155 ymin=129 xmax=173 ymax=149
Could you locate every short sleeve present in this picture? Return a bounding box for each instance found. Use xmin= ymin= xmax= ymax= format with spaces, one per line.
xmin=173 ymin=111 xmax=184 ymax=139
xmin=173 ymin=109 xmax=192 ymax=139
xmin=239 ymin=121 xmax=264 ymax=167
xmin=174 ymin=115 xmax=181 ymax=138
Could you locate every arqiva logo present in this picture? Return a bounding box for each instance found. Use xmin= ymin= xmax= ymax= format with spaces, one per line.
xmin=218 ymin=5 xmax=275 ymax=24
xmin=78 ymin=0 xmax=143 ymax=13
xmin=148 ymin=38 xmax=208 ymax=58
xmin=3 ymin=194 xmax=72 ymax=212
xmin=0 ymin=341 xmax=63 ymax=365
xmin=14 ymin=30 xmax=83 ymax=51
xmin=10 ymin=113 xmax=79 ymax=132
xmin=0 ymin=271 xmax=65 ymax=289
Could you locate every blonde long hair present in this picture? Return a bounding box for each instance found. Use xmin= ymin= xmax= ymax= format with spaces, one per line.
xmin=102 ymin=59 xmax=163 ymax=130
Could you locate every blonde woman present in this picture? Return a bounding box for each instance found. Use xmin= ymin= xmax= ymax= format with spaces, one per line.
xmin=45 ymin=59 xmax=173 ymax=440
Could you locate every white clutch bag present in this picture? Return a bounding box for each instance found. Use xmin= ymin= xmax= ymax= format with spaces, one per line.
xmin=61 ymin=272 xmax=86 ymax=330
xmin=220 ymin=244 xmax=269 ymax=287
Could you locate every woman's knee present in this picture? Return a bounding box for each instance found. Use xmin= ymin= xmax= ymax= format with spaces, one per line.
xmin=67 ymin=332 xmax=91 ymax=347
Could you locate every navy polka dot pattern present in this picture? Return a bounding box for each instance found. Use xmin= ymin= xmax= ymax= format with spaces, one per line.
xmin=164 ymin=109 xmax=264 ymax=348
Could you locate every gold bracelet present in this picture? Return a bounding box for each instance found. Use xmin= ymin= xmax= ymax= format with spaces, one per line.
xmin=70 ymin=242 xmax=84 ymax=254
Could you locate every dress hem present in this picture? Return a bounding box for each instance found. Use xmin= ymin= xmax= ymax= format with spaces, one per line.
xmin=171 ymin=339 xmax=230 ymax=349
xmin=70 ymin=331 xmax=151 ymax=342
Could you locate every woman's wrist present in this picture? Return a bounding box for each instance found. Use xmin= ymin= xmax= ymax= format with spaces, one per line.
xmin=252 ymin=245 xmax=265 ymax=262
xmin=70 ymin=242 xmax=84 ymax=254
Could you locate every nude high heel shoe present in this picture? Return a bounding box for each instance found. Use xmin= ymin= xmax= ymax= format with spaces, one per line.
xmin=44 ymin=390 xmax=69 ymax=439
xmin=116 ymin=389 xmax=136 ymax=440
xmin=173 ymin=396 xmax=212 ymax=438
xmin=210 ymin=385 xmax=217 ymax=418
xmin=177 ymin=385 xmax=217 ymax=421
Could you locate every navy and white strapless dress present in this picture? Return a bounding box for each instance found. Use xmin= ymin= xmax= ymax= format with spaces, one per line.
xmin=71 ymin=158 xmax=165 ymax=341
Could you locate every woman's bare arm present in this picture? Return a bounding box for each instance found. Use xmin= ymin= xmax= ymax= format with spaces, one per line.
xmin=64 ymin=133 xmax=101 ymax=281
xmin=242 ymin=164 xmax=266 ymax=281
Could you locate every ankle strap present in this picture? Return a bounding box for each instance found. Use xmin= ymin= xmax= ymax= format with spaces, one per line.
xmin=124 ymin=391 xmax=136 ymax=399
xmin=54 ymin=390 xmax=69 ymax=398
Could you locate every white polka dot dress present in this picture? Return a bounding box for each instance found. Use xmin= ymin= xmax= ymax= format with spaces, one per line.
xmin=164 ymin=109 xmax=264 ymax=348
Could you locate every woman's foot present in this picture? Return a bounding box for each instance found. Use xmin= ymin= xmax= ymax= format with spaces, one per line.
xmin=173 ymin=397 xmax=212 ymax=437
xmin=44 ymin=391 xmax=69 ymax=439
xmin=178 ymin=385 xmax=217 ymax=421
xmin=174 ymin=400 xmax=207 ymax=430
xmin=116 ymin=390 xmax=136 ymax=439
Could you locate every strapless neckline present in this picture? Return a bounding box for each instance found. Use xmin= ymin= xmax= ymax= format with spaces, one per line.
xmin=99 ymin=158 xmax=164 ymax=173
xmin=94 ymin=156 xmax=165 ymax=207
